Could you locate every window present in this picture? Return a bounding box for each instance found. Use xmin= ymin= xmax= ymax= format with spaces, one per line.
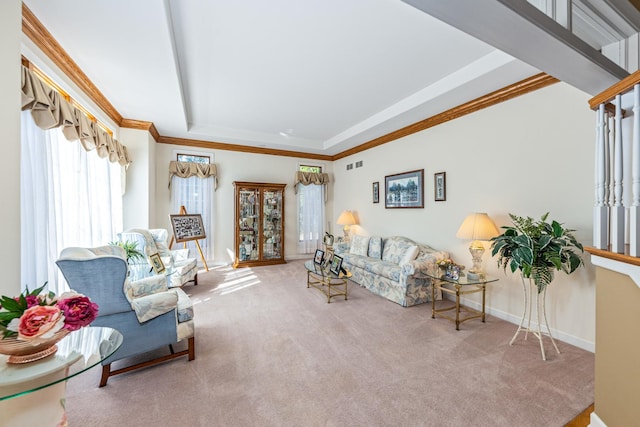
xmin=299 ymin=165 xmax=321 ymax=173
xmin=20 ymin=111 xmax=123 ymax=294
xmin=177 ymin=153 xmax=210 ymax=164
xmin=297 ymin=164 xmax=325 ymax=254
xmin=171 ymin=151 xmax=215 ymax=263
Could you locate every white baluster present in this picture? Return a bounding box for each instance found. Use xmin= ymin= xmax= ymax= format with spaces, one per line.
xmin=611 ymin=95 xmax=625 ymax=253
xmin=594 ymin=103 xmax=609 ymax=249
xmin=605 ymin=113 xmax=612 ymax=207
xmin=630 ymin=85 xmax=640 ymax=255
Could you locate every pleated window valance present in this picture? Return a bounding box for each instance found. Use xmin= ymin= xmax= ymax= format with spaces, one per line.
xmin=21 ymin=66 xmax=131 ymax=167
xmin=168 ymin=161 xmax=218 ymax=190
xmin=294 ymin=171 xmax=330 ymax=201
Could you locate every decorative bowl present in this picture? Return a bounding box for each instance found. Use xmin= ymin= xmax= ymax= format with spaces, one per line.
xmin=0 ymin=329 xmax=70 ymax=364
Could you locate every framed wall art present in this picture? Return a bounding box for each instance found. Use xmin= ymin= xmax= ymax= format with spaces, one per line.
xmin=372 ymin=182 xmax=380 ymax=204
xmin=170 ymin=214 xmax=206 ymax=243
xmin=434 ymin=172 xmax=446 ymax=201
xmin=384 ymin=169 xmax=424 ymax=209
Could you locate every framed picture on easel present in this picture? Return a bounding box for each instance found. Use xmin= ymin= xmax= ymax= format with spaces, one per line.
xmin=170 ymin=214 xmax=206 ymax=243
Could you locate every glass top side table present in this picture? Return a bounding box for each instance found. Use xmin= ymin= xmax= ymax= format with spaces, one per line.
xmin=304 ymin=260 xmax=351 ymax=303
xmin=426 ymin=272 xmax=499 ymax=330
xmin=1 ymin=326 xmax=122 ymax=399
xmin=0 ymin=326 xmax=122 ymax=426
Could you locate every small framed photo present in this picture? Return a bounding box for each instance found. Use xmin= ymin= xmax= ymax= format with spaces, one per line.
xmin=434 ymin=172 xmax=446 ymax=202
xmin=330 ymin=254 xmax=343 ymax=276
xmin=322 ymin=252 xmax=333 ymax=270
xmin=372 ymin=182 xmax=380 ymax=204
xmin=149 ymin=253 xmax=166 ymax=274
xmin=314 ymin=249 xmax=325 ymax=264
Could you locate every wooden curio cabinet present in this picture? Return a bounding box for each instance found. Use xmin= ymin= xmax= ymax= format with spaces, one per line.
xmin=233 ymin=182 xmax=286 ymax=268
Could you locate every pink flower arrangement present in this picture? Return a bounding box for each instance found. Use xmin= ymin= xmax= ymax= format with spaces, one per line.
xmin=0 ymin=284 xmax=99 ymax=341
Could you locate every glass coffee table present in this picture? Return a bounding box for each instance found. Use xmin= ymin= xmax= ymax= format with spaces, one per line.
xmin=0 ymin=326 xmax=122 ymax=426
xmin=304 ymin=260 xmax=351 ymax=303
xmin=427 ymin=272 xmax=499 ymax=330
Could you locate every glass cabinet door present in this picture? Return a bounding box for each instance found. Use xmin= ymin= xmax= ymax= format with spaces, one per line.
xmin=234 ymin=181 xmax=285 ymax=268
xmin=238 ymin=188 xmax=260 ymax=262
xmin=262 ymin=189 xmax=283 ymax=259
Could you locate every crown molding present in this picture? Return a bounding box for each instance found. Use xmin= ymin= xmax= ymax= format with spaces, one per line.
xmin=120 ymin=119 xmax=160 ymax=142
xmin=22 ymin=3 xmax=123 ymax=125
xmin=332 ymin=72 xmax=559 ymax=160
xmin=157 ymin=136 xmax=333 ymax=161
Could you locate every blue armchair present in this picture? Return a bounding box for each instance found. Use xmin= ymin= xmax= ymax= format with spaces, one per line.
xmin=56 ymin=245 xmax=195 ymax=387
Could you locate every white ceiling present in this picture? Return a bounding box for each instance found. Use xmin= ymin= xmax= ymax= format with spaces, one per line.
xmin=21 ymin=0 xmax=630 ymax=156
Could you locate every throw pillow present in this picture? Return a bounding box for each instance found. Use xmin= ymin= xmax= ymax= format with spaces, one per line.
xmin=368 ymin=236 xmax=382 ymax=259
xmin=382 ymin=237 xmax=414 ymax=264
xmin=400 ymin=245 xmax=419 ymax=265
xmin=350 ymin=235 xmax=370 ymax=256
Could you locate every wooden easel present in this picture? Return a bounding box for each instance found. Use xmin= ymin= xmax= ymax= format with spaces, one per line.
xmin=169 ymin=206 xmax=209 ymax=271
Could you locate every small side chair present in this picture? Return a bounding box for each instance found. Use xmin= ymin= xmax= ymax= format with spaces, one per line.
xmin=56 ymin=245 xmax=195 ymax=387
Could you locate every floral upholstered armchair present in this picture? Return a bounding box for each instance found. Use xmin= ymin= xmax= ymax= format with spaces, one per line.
xmin=118 ymin=228 xmax=198 ymax=288
xmin=56 ymin=245 xmax=195 ymax=386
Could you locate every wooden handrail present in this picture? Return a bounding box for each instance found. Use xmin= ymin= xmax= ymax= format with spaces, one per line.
xmin=585 ymin=246 xmax=640 ymax=267
xmin=589 ymin=68 xmax=640 ymax=110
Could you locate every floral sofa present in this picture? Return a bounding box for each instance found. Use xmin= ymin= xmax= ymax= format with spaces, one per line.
xmin=334 ymin=235 xmax=448 ymax=307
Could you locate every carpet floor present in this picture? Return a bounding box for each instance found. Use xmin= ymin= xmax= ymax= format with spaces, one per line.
xmin=65 ymin=260 xmax=594 ymax=426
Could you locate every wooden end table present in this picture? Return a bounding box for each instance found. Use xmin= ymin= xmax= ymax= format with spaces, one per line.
xmin=427 ymin=272 xmax=499 ymax=330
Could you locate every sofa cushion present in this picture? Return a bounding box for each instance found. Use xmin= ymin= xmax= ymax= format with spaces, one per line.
xmin=368 ymin=236 xmax=382 ymax=259
xmin=350 ymin=235 xmax=370 ymax=256
xmin=341 ymin=253 xmax=368 ymax=269
xmin=367 ymin=260 xmax=402 ymax=282
xmin=382 ymin=237 xmax=419 ymax=265
xmin=342 ymin=254 xmax=402 ymax=282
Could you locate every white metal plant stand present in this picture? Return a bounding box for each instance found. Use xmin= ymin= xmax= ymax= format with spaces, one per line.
xmin=510 ymin=276 xmax=560 ymax=361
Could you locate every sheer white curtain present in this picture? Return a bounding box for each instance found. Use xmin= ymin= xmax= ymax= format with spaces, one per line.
xmin=170 ymin=175 xmax=215 ymax=262
xmin=21 ymin=111 xmax=123 ymax=294
xmin=297 ymin=183 xmax=325 ymax=253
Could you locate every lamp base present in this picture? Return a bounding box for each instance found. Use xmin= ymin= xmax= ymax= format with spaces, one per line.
xmin=466 ymin=270 xmax=484 ymax=281
xmin=343 ymin=226 xmax=351 ymax=242
xmin=468 ymin=241 xmax=486 ymax=280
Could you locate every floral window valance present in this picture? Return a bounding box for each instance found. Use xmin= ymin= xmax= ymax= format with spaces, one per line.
xmin=20 ymin=66 xmax=131 ymax=167
xmin=168 ymin=161 xmax=218 ymax=190
xmin=294 ymin=171 xmax=330 ymax=201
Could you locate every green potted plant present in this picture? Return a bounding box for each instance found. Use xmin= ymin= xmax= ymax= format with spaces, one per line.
xmin=490 ymin=213 xmax=584 ymax=293
xmin=109 ymin=240 xmax=145 ymax=264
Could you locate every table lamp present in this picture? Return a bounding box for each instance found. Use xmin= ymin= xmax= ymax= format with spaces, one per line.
xmin=456 ymin=212 xmax=499 ymax=279
xmin=336 ymin=210 xmax=356 ymax=241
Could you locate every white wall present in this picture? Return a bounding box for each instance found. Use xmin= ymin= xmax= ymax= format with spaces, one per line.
xmin=333 ymin=82 xmax=596 ymax=350
xmin=154 ymin=145 xmax=334 ymax=265
xmin=122 ymin=127 xmax=157 ymax=229
xmin=1 ymin=0 xmax=22 ymax=296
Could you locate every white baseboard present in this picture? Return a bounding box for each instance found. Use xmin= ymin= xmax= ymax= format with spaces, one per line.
xmin=589 ymin=411 xmax=606 ymax=427
xmin=455 ymin=295 xmax=595 ymax=353
xmin=285 ymin=255 xmax=309 ymax=261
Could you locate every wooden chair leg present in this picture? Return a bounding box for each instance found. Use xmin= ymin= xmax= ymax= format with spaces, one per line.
xmin=100 ymin=364 xmax=111 ymax=387
xmin=188 ymin=336 xmax=195 ymax=361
